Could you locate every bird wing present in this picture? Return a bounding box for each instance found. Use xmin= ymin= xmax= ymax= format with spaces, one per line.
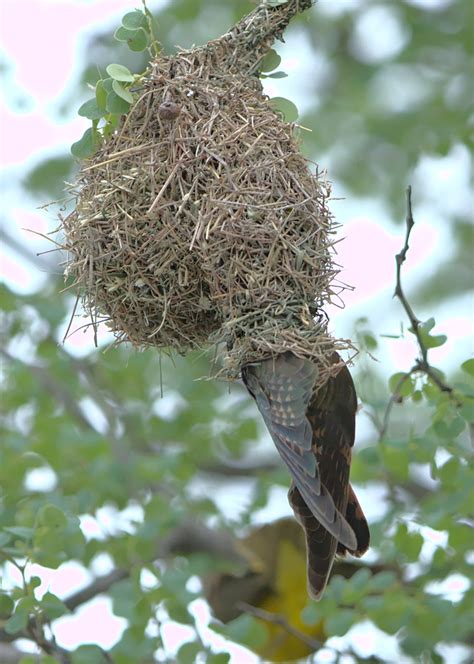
xmin=337 ymin=484 xmax=370 ymax=557
xmin=242 ymin=351 xmax=357 ymax=551
xmin=294 ymin=356 xmax=368 ymax=598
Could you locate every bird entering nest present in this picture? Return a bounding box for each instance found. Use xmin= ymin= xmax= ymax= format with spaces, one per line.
xmin=242 ymin=352 xmax=369 ymax=599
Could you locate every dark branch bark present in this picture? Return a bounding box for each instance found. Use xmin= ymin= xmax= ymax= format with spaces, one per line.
xmin=393 ymin=187 xmax=454 ymax=395
xmin=237 ymin=601 xmax=323 ymax=651
xmin=380 ymin=185 xmax=456 ymax=439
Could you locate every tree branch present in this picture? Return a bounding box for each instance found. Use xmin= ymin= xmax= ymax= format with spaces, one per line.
xmin=237 ymin=601 xmax=323 ymax=651
xmin=379 ymin=371 xmax=413 ymax=441
xmin=394 ymin=187 xmax=453 ymax=394
xmin=0 ymin=644 xmax=40 ymax=664
xmin=199 ymin=459 xmax=279 ymax=477
xmin=380 ymin=186 xmax=456 ymax=439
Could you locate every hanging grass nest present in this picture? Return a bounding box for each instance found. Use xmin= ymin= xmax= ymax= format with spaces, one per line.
xmin=62 ymin=0 xmax=348 ymax=381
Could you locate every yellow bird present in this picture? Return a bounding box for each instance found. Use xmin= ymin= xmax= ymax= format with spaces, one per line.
xmin=204 ymin=518 xmax=327 ymax=662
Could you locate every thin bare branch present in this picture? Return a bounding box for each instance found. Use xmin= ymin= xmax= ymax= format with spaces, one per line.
xmin=394 ymin=187 xmax=453 ymax=394
xmin=237 ymin=601 xmax=323 ymax=651
xmin=381 ymin=186 xmax=456 ymax=438
xmin=379 ymin=370 xmax=414 ymax=441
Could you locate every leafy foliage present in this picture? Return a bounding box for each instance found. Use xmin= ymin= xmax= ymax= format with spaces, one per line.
xmin=71 ymin=5 xmax=159 ymax=158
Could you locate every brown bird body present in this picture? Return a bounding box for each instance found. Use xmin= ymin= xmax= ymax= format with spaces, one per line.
xmin=242 ymin=351 xmax=370 ymax=599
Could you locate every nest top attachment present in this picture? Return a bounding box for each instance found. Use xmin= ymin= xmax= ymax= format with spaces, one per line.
xmin=63 ymin=0 xmax=346 ymax=381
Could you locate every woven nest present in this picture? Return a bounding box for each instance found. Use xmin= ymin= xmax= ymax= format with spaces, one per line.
xmin=62 ymin=0 xmax=348 ymax=381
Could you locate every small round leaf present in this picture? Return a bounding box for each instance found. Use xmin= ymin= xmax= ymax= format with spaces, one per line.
xmin=126 ymin=27 xmax=148 ymax=52
xmin=36 ymin=504 xmax=68 ymax=530
xmin=260 ymin=49 xmax=281 ymax=73
xmin=95 ymin=80 xmax=107 ymax=110
xmin=461 ymin=358 xmax=474 ymax=377
xmin=269 ymin=96 xmax=298 ymax=122
xmin=4 ymin=609 xmax=29 ymax=635
xmin=122 ymin=10 xmax=148 ymax=31
xmin=267 ymin=71 xmax=288 ymax=78
xmin=0 ymin=594 xmax=14 ymax=619
xmin=106 ymin=91 xmax=131 ymax=114
xmin=106 ymin=63 xmax=134 ymax=83
xmin=112 ymin=79 xmax=134 ymax=104
xmin=71 ymin=128 xmax=97 ymax=159
xmin=114 ymin=26 xmax=136 ymax=42
xmin=78 ymin=98 xmax=104 ymax=120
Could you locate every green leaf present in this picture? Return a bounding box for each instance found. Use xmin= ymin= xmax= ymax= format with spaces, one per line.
xmin=40 ymin=592 xmax=69 ymax=620
xmin=412 ymin=389 xmax=423 ymax=402
xmin=325 ymin=608 xmax=356 ymax=636
xmin=363 ymin=332 xmax=378 ymax=350
xmin=401 ymin=633 xmax=431 ymax=656
xmin=36 ymin=504 xmax=68 ymax=530
xmin=349 ymin=567 xmax=372 ymax=592
xmin=372 ymin=594 xmax=413 ymax=634
xmin=448 ymin=523 xmax=472 ymax=551
xmin=110 ymin=579 xmax=137 ymax=620
xmin=121 ymin=10 xmax=148 ymax=31
xmin=0 ymin=594 xmax=14 ymax=619
xmin=3 ymin=526 xmax=34 ymax=540
xmin=368 ymin=571 xmax=398 ymax=591
xmin=416 ymin=318 xmax=447 ymax=349
xmin=420 ymin=317 xmax=435 ymax=333
xmin=95 ymin=79 xmax=107 ymax=110
xmin=72 ymin=645 xmax=107 ymax=664
xmin=4 ymin=608 xmax=29 ymax=635
xmin=0 ymin=531 xmax=12 ymax=547
xmin=436 ymin=457 xmax=460 ymax=487
xmin=393 ymin=524 xmax=424 ymax=562
xmin=28 ymin=576 xmax=42 ymax=590
xmin=424 ymin=333 xmax=447 ymax=349
xmin=260 ymin=49 xmax=281 ymax=73
xmin=388 ymin=372 xmax=413 ymax=397
xmin=380 ymin=440 xmax=409 ymax=480
xmin=165 ymin=598 xmax=194 ymax=625
xmin=23 ymin=155 xmax=74 ymax=198
xmin=406 ymin=534 xmax=425 ymax=563
xmin=461 ymin=358 xmax=474 ymax=377
xmin=211 ymin=614 xmax=268 ymax=650
xmin=460 ymin=399 xmax=474 ymax=423
xmin=71 ymin=128 xmax=97 ymax=159
xmin=106 ymin=91 xmax=131 ymax=114
xmin=106 ymin=63 xmax=134 ymax=83
xmin=205 ymin=655 xmax=231 ymax=664
xmin=176 ymin=641 xmax=201 ymax=664
xmin=112 ymin=79 xmax=134 ymax=103
xmin=433 ymin=417 xmax=465 ymax=440
xmin=116 ymin=26 xmax=148 ymax=52
xmin=301 ymin=602 xmax=323 ymax=626
xmin=78 ymin=98 xmax=104 ymax=120
xmin=270 ymin=96 xmax=298 ymax=122
xmin=266 ymin=71 xmax=288 ymax=79
xmin=114 ymin=26 xmax=135 ymax=42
